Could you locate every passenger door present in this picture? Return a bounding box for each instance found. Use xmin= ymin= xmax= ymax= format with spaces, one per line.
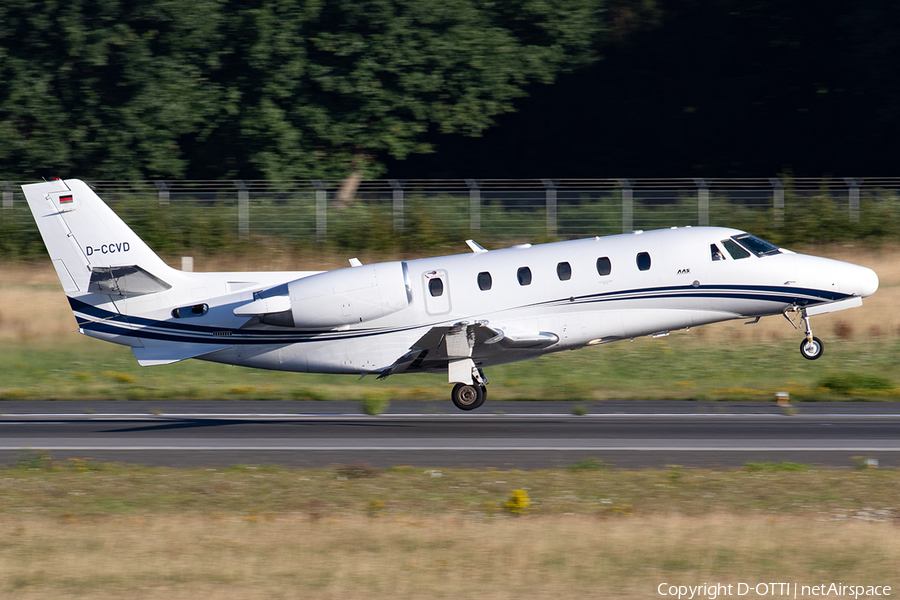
xmin=422 ymin=269 xmax=451 ymax=315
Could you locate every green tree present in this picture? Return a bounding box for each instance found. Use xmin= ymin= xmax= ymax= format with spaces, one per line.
xmin=0 ymin=0 xmax=605 ymax=181
xmin=0 ymin=0 xmax=223 ymax=179
xmin=194 ymin=0 xmax=606 ymax=181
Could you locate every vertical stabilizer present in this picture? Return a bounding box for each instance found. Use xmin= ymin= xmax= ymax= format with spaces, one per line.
xmin=21 ymin=179 xmax=175 ymax=294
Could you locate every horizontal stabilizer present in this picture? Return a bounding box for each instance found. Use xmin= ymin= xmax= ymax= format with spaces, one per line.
xmin=89 ymin=265 xmax=172 ymax=297
xmin=132 ymin=344 xmax=232 ymax=366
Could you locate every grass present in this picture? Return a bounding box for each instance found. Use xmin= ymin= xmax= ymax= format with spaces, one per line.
xmin=2 ymin=459 xmax=899 ymax=520
xmin=2 ymin=514 xmax=896 ymax=599
xmin=0 ymin=334 xmax=900 ymax=404
xmin=3 ymin=244 xmax=898 ymax=597
xmin=0 ymin=463 xmax=898 ymax=598
xmin=3 ymin=333 xmax=900 ymax=403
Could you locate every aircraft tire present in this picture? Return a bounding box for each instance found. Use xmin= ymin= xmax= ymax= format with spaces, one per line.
xmin=451 ymin=382 xmax=486 ymax=411
xmin=800 ymin=337 xmax=824 ymax=360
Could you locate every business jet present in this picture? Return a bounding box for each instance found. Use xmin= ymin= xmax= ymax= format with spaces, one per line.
xmin=23 ymin=179 xmax=879 ymax=410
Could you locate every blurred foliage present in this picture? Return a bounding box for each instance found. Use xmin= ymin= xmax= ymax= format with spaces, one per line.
xmin=568 ymin=457 xmax=609 ymax=471
xmin=742 ymin=462 xmax=812 ymax=472
xmin=708 ymin=182 xmax=900 ymax=248
xmin=4 ymin=180 xmax=900 ymax=258
xmin=0 ymin=0 xmax=605 ymax=181
xmin=817 ymin=372 xmax=895 ymax=394
xmin=361 ymin=391 xmax=390 ymax=416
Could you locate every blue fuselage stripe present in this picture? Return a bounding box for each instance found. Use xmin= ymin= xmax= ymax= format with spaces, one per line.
xmin=71 ymin=285 xmax=850 ymax=346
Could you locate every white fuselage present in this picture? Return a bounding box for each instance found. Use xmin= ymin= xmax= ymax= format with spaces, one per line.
xmin=73 ymin=226 xmax=877 ymax=375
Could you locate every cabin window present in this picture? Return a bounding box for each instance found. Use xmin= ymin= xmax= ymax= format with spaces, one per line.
xmin=636 ymin=252 xmax=651 ymax=271
xmin=556 ymin=262 xmax=572 ymax=281
xmin=477 ymin=271 xmax=492 ymax=291
xmin=517 ymin=267 xmax=532 ymax=286
xmin=596 ymin=257 xmax=612 ymax=276
xmin=429 ymin=277 xmax=444 ymax=297
xmin=710 ymin=244 xmax=725 ymax=261
xmin=722 ymin=239 xmax=750 ymax=260
xmin=172 ymin=304 xmax=208 ymax=319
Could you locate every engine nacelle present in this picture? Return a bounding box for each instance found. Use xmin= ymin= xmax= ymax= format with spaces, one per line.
xmin=242 ymin=261 xmax=410 ymax=329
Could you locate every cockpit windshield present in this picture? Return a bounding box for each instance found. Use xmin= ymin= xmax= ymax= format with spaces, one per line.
xmin=731 ymin=233 xmax=781 ymax=257
xmin=721 ymin=239 xmax=750 ymax=260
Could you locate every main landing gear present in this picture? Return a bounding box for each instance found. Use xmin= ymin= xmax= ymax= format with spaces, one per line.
xmin=450 ymin=367 xmax=488 ymax=411
xmin=784 ymin=305 xmax=824 ymax=360
xmin=451 ymin=382 xmax=486 ymax=410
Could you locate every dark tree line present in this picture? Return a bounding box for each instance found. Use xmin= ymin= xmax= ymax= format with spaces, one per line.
xmin=387 ymin=1 xmax=900 ymax=178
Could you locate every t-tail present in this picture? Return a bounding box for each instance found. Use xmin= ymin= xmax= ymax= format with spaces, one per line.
xmin=22 ymin=179 xmax=177 ymax=298
xmin=21 ymin=179 xmax=196 ymax=358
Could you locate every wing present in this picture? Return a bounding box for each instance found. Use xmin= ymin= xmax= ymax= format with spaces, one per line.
xmin=378 ymin=322 xmax=559 ymax=380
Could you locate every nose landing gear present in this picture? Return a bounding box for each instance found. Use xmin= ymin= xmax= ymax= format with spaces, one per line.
xmin=800 ymin=336 xmax=824 ymax=360
xmin=785 ymin=305 xmax=824 ymax=360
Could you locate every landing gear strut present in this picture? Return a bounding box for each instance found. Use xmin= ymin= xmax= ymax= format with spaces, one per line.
xmin=785 ymin=306 xmax=824 ymax=360
xmin=450 ymin=367 xmax=488 ymax=411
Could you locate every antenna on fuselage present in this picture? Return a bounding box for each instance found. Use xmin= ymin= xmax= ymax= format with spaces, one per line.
xmin=466 ymin=240 xmax=487 ymax=253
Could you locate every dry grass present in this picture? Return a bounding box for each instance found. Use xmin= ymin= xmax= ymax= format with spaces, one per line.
xmin=1 ymin=464 xmax=898 ymax=598
xmin=0 ymin=513 xmax=896 ymax=599
xmin=0 ymin=264 xmax=76 ymax=342
xmin=3 ymin=463 xmax=899 ymax=522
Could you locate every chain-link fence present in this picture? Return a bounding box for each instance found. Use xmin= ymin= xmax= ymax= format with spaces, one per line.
xmin=3 ymin=178 xmax=900 ymax=257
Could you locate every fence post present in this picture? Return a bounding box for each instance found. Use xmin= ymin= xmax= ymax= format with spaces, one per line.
xmin=844 ymin=178 xmax=860 ymax=223
xmin=234 ymin=180 xmax=249 ymax=238
xmin=466 ymin=179 xmax=481 ymax=234
xmin=769 ymin=178 xmax=784 ymax=227
xmin=154 ymin=181 xmax=169 ymax=206
xmin=618 ymin=179 xmax=633 ymax=233
xmin=1 ymin=183 xmax=12 ymax=210
xmin=695 ymin=178 xmax=709 ymax=226
xmin=542 ymin=179 xmax=558 ymax=237
xmin=390 ymin=180 xmax=404 ymax=231
xmin=312 ymin=180 xmax=327 ymax=243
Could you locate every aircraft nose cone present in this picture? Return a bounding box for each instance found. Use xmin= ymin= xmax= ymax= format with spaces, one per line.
xmin=857 ymin=266 xmax=879 ymax=297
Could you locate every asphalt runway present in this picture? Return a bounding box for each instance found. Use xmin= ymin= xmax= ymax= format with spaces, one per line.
xmin=1 ymin=400 xmax=899 ymax=468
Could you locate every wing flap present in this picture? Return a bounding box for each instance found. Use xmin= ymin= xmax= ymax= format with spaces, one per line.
xmin=483 ymin=328 xmax=559 ymax=349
